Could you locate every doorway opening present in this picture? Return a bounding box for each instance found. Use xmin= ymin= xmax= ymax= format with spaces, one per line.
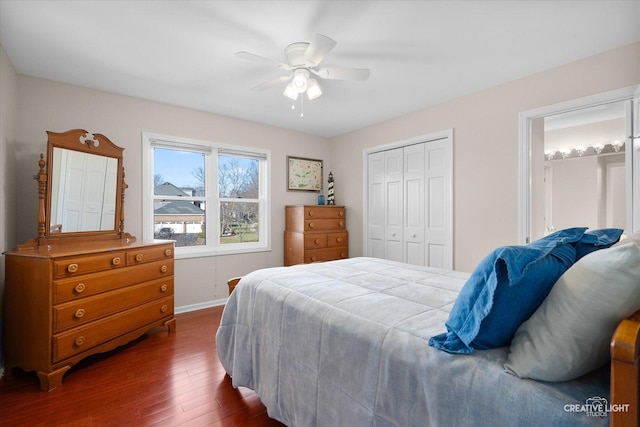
xmin=519 ymin=86 xmax=639 ymax=244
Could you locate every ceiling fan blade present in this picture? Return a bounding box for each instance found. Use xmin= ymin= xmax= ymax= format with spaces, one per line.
xmin=235 ymin=51 xmax=291 ymax=70
xmin=314 ymin=67 xmax=370 ymax=81
xmin=249 ymin=75 xmax=291 ymax=92
xmin=303 ymin=34 xmax=337 ymax=66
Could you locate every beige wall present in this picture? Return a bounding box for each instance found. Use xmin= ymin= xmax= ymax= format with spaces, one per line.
xmin=332 ymin=42 xmax=640 ymax=272
xmin=9 ymin=74 xmax=331 ymax=310
xmin=0 ymin=44 xmax=19 ymax=354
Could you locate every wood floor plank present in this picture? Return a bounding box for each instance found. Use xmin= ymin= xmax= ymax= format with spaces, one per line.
xmin=0 ymin=306 xmax=286 ymax=426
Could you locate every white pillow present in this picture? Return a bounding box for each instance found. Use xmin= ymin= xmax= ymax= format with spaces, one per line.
xmin=504 ymin=240 xmax=640 ymax=382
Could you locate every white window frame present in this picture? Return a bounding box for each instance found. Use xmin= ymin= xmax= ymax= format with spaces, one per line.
xmin=142 ymin=132 xmax=271 ymax=259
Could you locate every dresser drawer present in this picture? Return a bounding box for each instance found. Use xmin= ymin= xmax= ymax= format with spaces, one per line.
xmin=53 ymin=277 xmax=174 ymax=333
xmin=304 ymin=247 xmax=348 ymax=263
xmin=327 ymin=232 xmax=348 ymax=247
xmin=53 ymin=251 xmax=127 ymax=279
xmin=53 ymin=260 xmax=174 ymax=304
xmin=126 ymin=244 xmax=173 ymax=265
xmin=305 ymin=219 xmax=345 ymax=231
xmin=53 ymin=295 xmax=174 ymax=362
xmin=304 ymin=234 xmax=328 ymax=249
xmin=304 ymin=207 xmax=345 ymax=219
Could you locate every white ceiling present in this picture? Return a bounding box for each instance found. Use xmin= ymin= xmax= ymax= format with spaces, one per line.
xmin=1 ymin=1 xmax=639 ymax=138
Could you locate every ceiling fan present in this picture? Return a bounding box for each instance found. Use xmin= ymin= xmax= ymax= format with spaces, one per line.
xmin=236 ymin=34 xmax=370 ymax=106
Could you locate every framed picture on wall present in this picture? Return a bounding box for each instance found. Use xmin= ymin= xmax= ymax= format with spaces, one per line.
xmin=287 ymin=156 xmax=323 ymax=192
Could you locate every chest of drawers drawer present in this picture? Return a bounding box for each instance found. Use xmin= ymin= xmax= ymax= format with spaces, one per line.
xmin=303 ymin=207 xmax=345 ymax=219
xmin=305 ymin=247 xmax=348 ymax=263
xmin=53 ymin=259 xmax=174 ymax=304
xmin=327 ymin=232 xmax=348 ymax=247
xmin=304 ymin=234 xmax=328 ymax=249
xmin=53 ymin=251 xmax=127 ymax=278
xmin=304 ymin=219 xmax=345 ymax=231
xmin=126 ymin=245 xmax=173 ymax=265
xmin=53 ymin=295 xmax=174 ymax=362
xmin=53 ymin=277 xmax=174 ymax=333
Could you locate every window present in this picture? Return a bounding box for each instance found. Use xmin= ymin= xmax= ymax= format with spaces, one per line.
xmin=142 ymin=133 xmax=270 ymax=258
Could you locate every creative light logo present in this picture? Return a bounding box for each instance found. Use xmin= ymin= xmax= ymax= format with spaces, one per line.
xmin=564 ymin=397 xmax=630 ymax=417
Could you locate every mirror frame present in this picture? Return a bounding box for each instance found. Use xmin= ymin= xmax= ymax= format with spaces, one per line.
xmin=36 ymin=129 xmax=129 ymax=245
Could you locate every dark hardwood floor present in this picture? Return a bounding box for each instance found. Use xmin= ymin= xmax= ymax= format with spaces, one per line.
xmin=0 ymin=306 xmax=286 ymax=426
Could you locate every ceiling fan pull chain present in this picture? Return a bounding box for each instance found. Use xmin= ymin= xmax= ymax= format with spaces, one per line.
xmin=300 ymin=96 xmax=304 ymax=118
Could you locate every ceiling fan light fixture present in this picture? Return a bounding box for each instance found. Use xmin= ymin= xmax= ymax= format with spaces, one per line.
xmin=306 ymin=78 xmax=322 ymax=100
xmin=283 ymin=82 xmax=299 ymax=100
xmin=292 ymin=68 xmax=309 ymax=93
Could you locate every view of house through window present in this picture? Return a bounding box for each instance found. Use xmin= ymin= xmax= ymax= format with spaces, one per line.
xmin=149 ymin=140 xmax=267 ymax=254
xmin=218 ymin=155 xmax=260 ymax=244
xmin=153 ymin=148 xmax=206 ymax=247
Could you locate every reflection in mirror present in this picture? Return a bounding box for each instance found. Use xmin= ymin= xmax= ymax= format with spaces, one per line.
xmin=537 ymin=101 xmax=628 ymax=239
xmin=49 ymin=147 xmax=119 ymax=232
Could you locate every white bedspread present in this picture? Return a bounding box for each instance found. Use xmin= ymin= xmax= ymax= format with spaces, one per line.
xmin=216 ymin=257 xmax=608 ymax=426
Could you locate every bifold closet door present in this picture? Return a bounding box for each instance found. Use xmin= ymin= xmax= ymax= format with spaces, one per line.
xmin=366 ymin=147 xmax=403 ymax=262
xmin=366 ymin=136 xmax=452 ymax=269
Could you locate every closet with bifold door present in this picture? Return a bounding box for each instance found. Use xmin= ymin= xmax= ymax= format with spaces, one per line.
xmin=366 ymin=132 xmax=452 ymax=269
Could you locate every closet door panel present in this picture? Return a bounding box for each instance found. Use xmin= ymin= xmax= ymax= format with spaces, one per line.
xmin=404 ymin=143 xmax=425 ymax=265
xmin=425 ymin=140 xmax=452 ymax=269
xmin=367 ymin=152 xmax=385 ymax=258
xmin=385 ymin=148 xmax=404 ymax=262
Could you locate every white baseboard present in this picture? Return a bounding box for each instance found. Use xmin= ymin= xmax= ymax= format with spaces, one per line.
xmin=175 ymin=298 xmax=227 ymax=314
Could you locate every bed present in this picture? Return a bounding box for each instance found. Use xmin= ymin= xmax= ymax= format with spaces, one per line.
xmin=217 ymin=232 xmax=639 ymax=426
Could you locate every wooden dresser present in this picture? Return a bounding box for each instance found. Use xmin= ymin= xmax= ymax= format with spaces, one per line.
xmin=4 ymin=239 xmax=175 ymax=391
xmin=284 ymin=205 xmax=348 ymax=266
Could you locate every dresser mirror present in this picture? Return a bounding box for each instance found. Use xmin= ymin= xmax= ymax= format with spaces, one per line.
xmin=32 ymin=129 xmax=131 ymax=245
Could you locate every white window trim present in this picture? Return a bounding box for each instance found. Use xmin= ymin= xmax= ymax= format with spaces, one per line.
xmin=142 ymin=132 xmax=271 ymax=259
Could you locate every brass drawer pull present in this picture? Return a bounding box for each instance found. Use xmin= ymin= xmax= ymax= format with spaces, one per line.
xmin=135 ymin=253 xmax=144 ymax=262
xmin=339 ymin=210 xmax=344 ymax=217
xmin=309 ymin=222 xmax=315 ymax=229
xmin=74 ymin=308 xmax=85 ymax=319
xmin=75 ymin=336 xmax=86 ymax=347
xmin=165 ymin=249 xmax=172 ymax=257
xmin=308 ymin=210 xmax=314 ymax=217
xmin=339 ymin=221 xmax=344 ymax=228
xmin=161 ymin=304 xmax=168 ymax=313
xmin=340 ymin=253 xmax=347 ymax=258
xmin=160 ymin=284 xmax=168 ymax=292
xmin=336 ymin=237 xmax=343 ymax=243
xmin=311 ymin=256 xmax=317 ymax=262
xmin=314 ymin=239 xmax=321 ymax=245
xmin=112 ymin=257 xmax=121 ymax=266
xmin=74 ymin=283 xmax=86 ymax=294
xmin=160 ymin=265 xmax=168 ymax=273
xmin=67 ymin=263 xmax=79 ymax=273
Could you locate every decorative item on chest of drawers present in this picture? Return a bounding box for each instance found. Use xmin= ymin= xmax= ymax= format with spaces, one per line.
xmin=3 ymin=129 xmax=176 ymax=391
xmin=284 ymin=205 xmax=348 ymax=266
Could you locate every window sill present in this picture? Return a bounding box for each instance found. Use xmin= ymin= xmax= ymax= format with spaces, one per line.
xmin=173 ymin=245 xmax=271 ymax=260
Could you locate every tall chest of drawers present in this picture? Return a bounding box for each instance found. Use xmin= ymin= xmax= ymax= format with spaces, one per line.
xmin=284 ymin=205 xmax=348 ymax=266
xmin=4 ymin=239 xmax=175 ymax=391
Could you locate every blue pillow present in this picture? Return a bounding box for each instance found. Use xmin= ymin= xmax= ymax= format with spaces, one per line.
xmin=573 ymin=228 xmax=623 ymax=260
xmin=429 ymin=227 xmax=586 ymax=354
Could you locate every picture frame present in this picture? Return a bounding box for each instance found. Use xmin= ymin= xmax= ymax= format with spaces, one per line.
xmin=287 ymin=156 xmax=323 ymax=192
